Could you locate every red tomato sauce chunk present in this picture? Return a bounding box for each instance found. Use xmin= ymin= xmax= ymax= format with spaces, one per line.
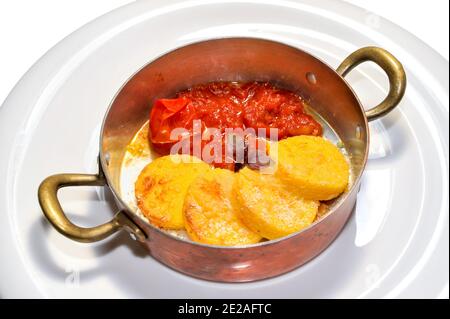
xmin=149 ymin=81 xmax=322 ymax=169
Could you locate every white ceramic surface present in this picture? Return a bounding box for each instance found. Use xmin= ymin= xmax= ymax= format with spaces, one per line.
xmin=0 ymin=0 xmax=448 ymax=298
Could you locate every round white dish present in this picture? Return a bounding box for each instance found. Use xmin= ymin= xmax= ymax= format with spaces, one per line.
xmin=0 ymin=0 xmax=448 ymax=298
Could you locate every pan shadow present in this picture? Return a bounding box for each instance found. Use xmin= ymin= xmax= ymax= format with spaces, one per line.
xmin=29 ymin=215 xmax=148 ymax=281
xmin=344 ymin=66 xmax=410 ymax=166
xmin=29 ymin=183 xmax=149 ymax=286
xmin=30 ymin=189 xmax=363 ymax=298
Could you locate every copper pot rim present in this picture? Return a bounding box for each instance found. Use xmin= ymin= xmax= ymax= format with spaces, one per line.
xmin=97 ymin=36 xmax=370 ymax=250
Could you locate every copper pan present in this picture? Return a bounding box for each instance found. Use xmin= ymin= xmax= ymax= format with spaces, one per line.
xmin=38 ymin=38 xmax=406 ymax=282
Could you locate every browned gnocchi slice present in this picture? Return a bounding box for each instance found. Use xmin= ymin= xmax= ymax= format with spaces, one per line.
xmin=135 ymin=154 xmax=211 ymax=229
xmin=183 ymin=168 xmax=262 ymax=246
xmin=274 ymin=135 xmax=350 ymax=200
xmin=235 ymin=167 xmax=319 ymax=240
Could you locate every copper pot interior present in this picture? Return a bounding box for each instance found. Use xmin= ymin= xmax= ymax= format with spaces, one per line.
xmin=101 ymin=38 xmax=368 ymax=213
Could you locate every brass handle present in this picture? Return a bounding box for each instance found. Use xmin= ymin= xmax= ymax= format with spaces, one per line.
xmin=337 ymin=46 xmax=406 ymax=121
xmin=38 ymin=173 xmax=146 ymax=243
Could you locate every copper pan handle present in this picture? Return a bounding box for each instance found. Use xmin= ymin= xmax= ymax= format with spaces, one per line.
xmin=337 ymin=46 xmax=407 ymax=121
xmin=38 ymin=173 xmax=145 ymax=243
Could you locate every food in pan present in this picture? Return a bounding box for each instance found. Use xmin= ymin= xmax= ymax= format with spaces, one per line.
xmin=133 ymin=136 xmax=349 ymax=245
xmin=135 ymin=154 xmax=210 ymax=229
xmin=234 ymin=167 xmax=319 ymax=239
xmin=134 ymin=81 xmax=350 ymax=246
xmin=274 ymin=135 xmax=350 ymax=200
xmin=183 ymin=168 xmax=262 ymax=246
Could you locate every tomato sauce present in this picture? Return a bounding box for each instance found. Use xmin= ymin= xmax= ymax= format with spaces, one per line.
xmin=149 ymin=81 xmax=322 ymax=169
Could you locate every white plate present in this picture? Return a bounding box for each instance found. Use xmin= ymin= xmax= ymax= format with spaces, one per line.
xmin=0 ymin=0 xmax=448 ymax=298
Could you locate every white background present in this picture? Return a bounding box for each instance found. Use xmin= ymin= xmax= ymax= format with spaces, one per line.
xmin=0 ymin=0 xmax=449 ymax=106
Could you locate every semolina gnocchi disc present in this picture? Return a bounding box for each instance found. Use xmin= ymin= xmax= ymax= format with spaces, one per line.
xmin=135 ymin=154 xmax=210 ymax=229
xmin=183 ymin=168 xmax=262 ymax=246
xmin=235 ymin=167 xmax=319 ymax=240
xmin=274 ymin=135 xmax=350 ymax=200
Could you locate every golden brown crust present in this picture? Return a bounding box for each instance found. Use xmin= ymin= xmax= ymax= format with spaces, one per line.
xmin=274 ymin=135 xmax=350 ymax=200
xmin=183 ymin=169 xmax=262 ymax=246
xmin=135 ymin=155 xmax=210 ymax=229
xmin=234 ymin=167 xmax=319 ymax=240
